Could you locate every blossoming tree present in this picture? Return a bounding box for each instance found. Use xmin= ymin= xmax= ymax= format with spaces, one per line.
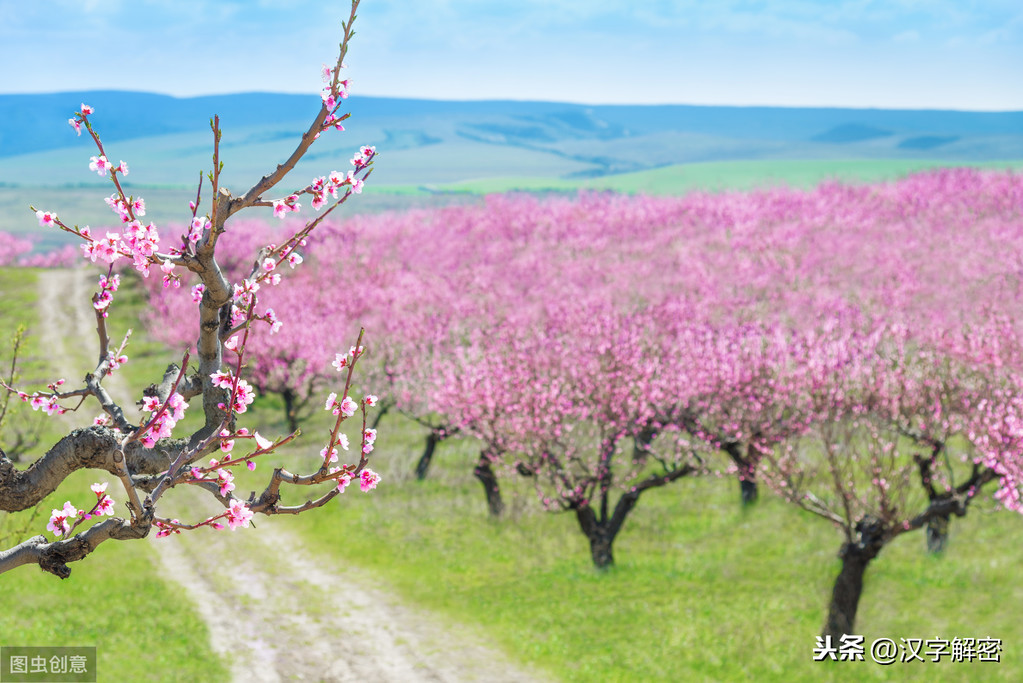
xmin=0 ymin=0 xmax=383 ymax=579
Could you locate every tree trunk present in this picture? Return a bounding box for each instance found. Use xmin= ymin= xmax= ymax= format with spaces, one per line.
xmin=823 ymin=517 xmax=885 ymax=639
xmin=474 ymin=452 xmax=503 ymax=517
xmin=588 ymin=532 xmax=614 ymax=568
xmin=281 ymin=387 xmax=299 ymax=433
xmin=724 ymin=441 xmax=760 ymax=506
xmin=631 ymin=425 xmax=657 ymax=465
xmin=414 ymin=431 xmax=441 ymax=481
xmin=926 ymin=514 xmax=950 ymax=554
xmin=739 ymin=478 xmax=758 ymax=505
xmin=574 ymin=505 xmax=616 ymax=569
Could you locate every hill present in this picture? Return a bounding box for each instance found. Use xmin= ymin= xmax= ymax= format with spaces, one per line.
xmin=1 ymin=92 xmax=1021 ymax=188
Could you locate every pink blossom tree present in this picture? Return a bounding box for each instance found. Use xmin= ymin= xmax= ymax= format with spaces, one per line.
xmin=0 ymin=0 xmax=385 ymax=578
xmin=0 ymin=233 xmax=34 ymax=267
xmin=432 ymin=301 xmax=711 ymax=568
xmin=758 ymin=321 xmax=1003 ymax=640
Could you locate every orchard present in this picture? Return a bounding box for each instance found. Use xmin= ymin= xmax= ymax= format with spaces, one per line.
xmin=137 ymin=165 xmax=1023 ymax=640
xmin=2 ymin=0 xmax=1022 ymax=676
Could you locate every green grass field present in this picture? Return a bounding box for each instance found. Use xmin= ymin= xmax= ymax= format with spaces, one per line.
xmin=274 ymin=407 xmax=1023 ymax=682
xmin=430 ymin=158 xmax=1023 ymax=195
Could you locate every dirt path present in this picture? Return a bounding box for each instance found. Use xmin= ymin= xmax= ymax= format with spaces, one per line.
xmin=36 ymin=268 xmax=97 ymax=388
xmin=38 ymin=267 xmax=546 ymax=683
xmin=153 ymin=514 xmax=544 ymax=682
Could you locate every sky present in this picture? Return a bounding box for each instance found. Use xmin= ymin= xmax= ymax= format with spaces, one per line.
xmin=1 ymin=0 xmax=1021 ymax=111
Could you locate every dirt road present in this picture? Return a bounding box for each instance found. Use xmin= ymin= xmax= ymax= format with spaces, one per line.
xmin=38 ymin=267 xmax=546 ymax=683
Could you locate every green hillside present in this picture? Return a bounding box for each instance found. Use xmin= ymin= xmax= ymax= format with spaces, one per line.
xmin=431 ymin=158 xmax=1023 ymax=195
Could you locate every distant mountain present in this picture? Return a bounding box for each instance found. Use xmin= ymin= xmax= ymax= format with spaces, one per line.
xmin=1 ymin=92 xmax=1021 ymax=188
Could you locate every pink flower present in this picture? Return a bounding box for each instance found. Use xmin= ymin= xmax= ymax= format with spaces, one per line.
xmin=68 ymin=118 xmax=82 ymax=135
xmin=271 ymin=195 xmax=300 ymax=219
xmin=324 ymin=114 xmax=345 ymax=132
xmin=337 ymin=471 xmax=353 ymax=493
xmin=116 ymin=160 xmax=129 ymax=176
xmin=89 ymin=155 xmax=112 ymax=176
xmin=36 ymin=210 xmax=57 ymax=227
xmin=321 ymin=88 xmax=337 ymax=110
xmin=80 ymin=103 xmax=94 ymax=115
xmin=287 ymin=253 xmax=304 ymax=268
xmin=47 ymin=510 xmax=69 ymax=536
xmin=262 ymin=257 xmax=277 ymax=272
xmin=47 ymin=501 xmax=79 ymax=536
xmin=191 ymin=283 xmax=206 ymax=303
xmin=339 ymin=396 xmax=358 ymax=418
xmin=265 ymin=308 xmax=282 ymax=334
xmin=359 ymin=469 xmax=381 ymax=492
xmin=364 ymin=394 xmax=379 ymax=407
xmin=91 ymin=482 xmax=108 ymax=497
xmin=93 ymin=290 xmax=113 ymax=311
xmin=225 ymin=499 xmax=254 ymax=530
xmin=96 ymin=495 xmax=115 ymax=516
xmin=232 ymin=380 xmax=256 ymax=413
xmin=188 ymin=216 xmax=208 ymax=243
xmin=253 ymin=432 xmax=273 ymax=451
xmin=210 ymin=371 xmax=234 ymax=389
xmin=346 ymin=170 xmax=364 ymax=194
xmin=217 ymin=468 xmax=235 ymax=496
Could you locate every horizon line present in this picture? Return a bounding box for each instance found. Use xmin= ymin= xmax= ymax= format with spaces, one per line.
xmin=1 ymin=89 xmax=1021 ymax=115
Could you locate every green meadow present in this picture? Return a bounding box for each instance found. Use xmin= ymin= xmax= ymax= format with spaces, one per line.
xmin=427 ymin=158 xmax=1023 ymax=195
xmin=0 ymin=268 xmax=227 ymax=683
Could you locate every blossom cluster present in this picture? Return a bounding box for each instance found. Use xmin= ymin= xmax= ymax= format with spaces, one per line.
xmin=139 ymin=392 xmax=188 ymax=448
xmin=93 ymin=273 xmax=120 ymax=314
xmin=210 ymin=371 xmax=256 ymax=414
xmin=46 ymin=483 xmax=116 ymax=538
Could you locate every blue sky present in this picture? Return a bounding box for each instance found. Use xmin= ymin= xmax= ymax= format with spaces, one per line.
xmin=1 ymin=0 xmax=1020 ymax=110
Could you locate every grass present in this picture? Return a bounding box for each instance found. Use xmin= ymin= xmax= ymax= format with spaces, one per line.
xmin=0 ymin=266 xmax=228 ymax=683
xmin=273 ymin=406 xmax=1023 ymax=682
xmin=0 ymin=468 xmax=230 ymax=683
xmin=433 ymin=158 xmax=1023 ymax=195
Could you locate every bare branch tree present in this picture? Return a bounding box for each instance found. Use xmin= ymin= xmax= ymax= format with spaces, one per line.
xmin=0 ymin=0 xmax=384 ymax=579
